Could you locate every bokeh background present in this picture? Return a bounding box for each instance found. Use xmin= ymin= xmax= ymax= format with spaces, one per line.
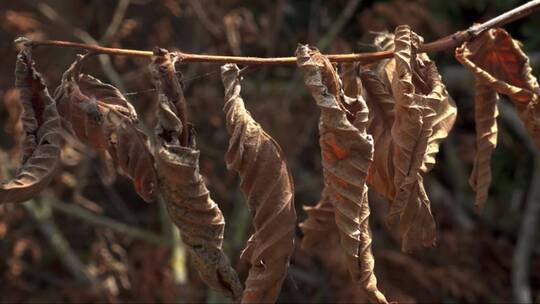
xmin=1 ymin=0 xmax=540 ymax=302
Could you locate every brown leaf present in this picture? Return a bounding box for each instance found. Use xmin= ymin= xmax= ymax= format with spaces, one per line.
xmin=386 ymin=25 xmax=444 ymax=252
xmin=456 ymin=29 xmax=538 ymax=104
xmin=151 ymin=50 xmax=243 ymax=301
xmin=104 ymin=110 xmax=157 ymax=202
xmin=372 ymin=31 xmax=457 ymax=175
xmin=149 ymin=48 xmax=189 ymax=146
xmin=0 ymin=48 xmax=61 ymax=204
xmin=298 ymin=189 xmax=336 ymax=251
xmin=470 ymin=80 xmax=498 ymax=212
xmin=361 ymin=68 xmax=396 ymax=200
xmin=455 ymin=28 xmax=540 ymax=210
xmin=55 ymin=55 xmax=157 ymax=202
xmin=296 ymin=45 xmax=387 ymax=304
xmin=221 ymin=63 xmax=296 ymax=304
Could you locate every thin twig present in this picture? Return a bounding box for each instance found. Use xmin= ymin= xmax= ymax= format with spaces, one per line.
xmin=187 ymin=0 xmax=221 ymax=38
xmin=48 ymin=198 xmax=170 ymax=246
xmin=16 ymin=0 xmax=540 ymax=65
xmin=34 ymin=2 xmax=126 ymax=91
xmin=317 ymin=0 xmax=362 ymax=51
xmin=100 ymin=0 xmax=131 ymax=45
xmin=24 ymin=199 xmax=99 ymax=287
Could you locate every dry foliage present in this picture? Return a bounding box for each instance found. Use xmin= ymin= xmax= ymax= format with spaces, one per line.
xmin=0 ymin=48 xmax=61 ymax=204
xmin=456 ymin=27 xmax=540 ymax=211
xmin=151 ymin=50 xmax=243 ymax=301
xmin=385 ymin=25 xmax=455 ymax=251
xmin=221 ymin=63 xmax=296 ymax=303
xmin=299 ymin=189 xmax=336 ymax=250
xmin=2 ymin=3 xmax=540 ymax=301
xmin=54 ymin=54 xmax=157 ymax=202
xmin=296 ymin=44 xmax=387 ymax=303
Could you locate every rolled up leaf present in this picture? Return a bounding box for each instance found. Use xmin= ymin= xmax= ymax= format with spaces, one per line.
xmin=150 ymin=49 xmax=243 ymax=301
xmin=470 ymin=80 xmax=499 ymax=212
xmin=296 ymin=45 xmax=387 ymax=304
xmin=364 ymin=30 xmax=456 ymax=218
xmin=299 ymin=189 xmax=336 ymax=250
xmin=221 ymin=63 xmax=296 ymax=304
xmin=0 ymin=48 xmax=61 ymax=204
xmin=386 ymin=25 xmax=450 ymax=252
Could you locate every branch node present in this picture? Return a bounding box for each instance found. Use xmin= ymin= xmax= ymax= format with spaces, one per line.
xmin=14 ymin=36 xmax=32 ymax=47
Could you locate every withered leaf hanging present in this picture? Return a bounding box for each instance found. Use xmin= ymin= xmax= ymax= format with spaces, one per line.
xmin=0 ymin=48 xmax=62 ymax=204
xmin=296 ymin=45 xmax=387 ymax=304
xmin=361 ymin=68 xmax=396 ymax=200
xmin=455 ymin=28 xmax=540 ymax=210
xmin=150 ymin=49 xmax=243 ymax=301
xmin=55 ymin=54 xmax=157 ymax=202
xmin=221 ymin=63 xmax=296 ymax=304
xmin=298 ymin=62 xmax=347 ymax=248
xmin=385 ymin=25 xmax=452 ymax=252
xmin=299 ymin=189 xmax=336 ymax=251
xmin=469 ymin=79 xmax=499 ymax=212
xmin=365 ymin=31 xmax=457 ymax=204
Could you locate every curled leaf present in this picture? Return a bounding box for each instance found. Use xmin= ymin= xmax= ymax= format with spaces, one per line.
xmin=386 ymin=25 xmax=445 ymax=252
xmin=221 ymin=63 xmax=296 ymax=304
xmin=455 ymin=28 xmax=539 ymax=106
xmin=455 ymin=28 xmax=540 ymax=210
xmin=298 ymin=189 xmax=336 ymax=250
xmin=361 ymin=68 xmax=396 ymax=200
xmin=470 ymin=81 xmax=498 ymax=212
xmin=0 ymin=48 xmax=61 ymax=204
xmin=151 ymin=50 xmax=243 ymax=301
xmin=296 ymin=45 xmax=387 ymax=304
xmin=149 ymin=48 xmax=189 ymax=146
xmin=365 ymin=30 xmax=456 ymax=206
xmin=104 ymin=110 xmax=157 ymax=202
xmin=55 ymin=55 xmax=157 ymax=202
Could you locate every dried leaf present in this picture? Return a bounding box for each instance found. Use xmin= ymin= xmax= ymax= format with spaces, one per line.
xmin=151 ymin=50 xmax=243 ymax=301
xmin=55 ymin=55 xmax=157 ymax=202
xmin=386 ymin=25 xmax=444 ymax=252
xmin=470 ymin=81 xmax=498 ymax=212
xmin=361 ymin=68 xmax=396 ymax=200
xmin=365 ymin=30 xmax=456 ymax=203
xmin=298 ymin=189 xmax=336 ymax=250
xmin=455 ymin=28 xmax=540 ymax=210
xmin=221 ymin=63 xmax=296 ymax=304
xmin=455 ymin=28 xmax=539 ymax=105
xmin=0 ymin=48 xmax=61 ymax=204
xmin=104 ymin=110 xmax=157 ymax=202
xmin=296 ymin=45 xmax=387 ymax=304
xmin=149 ymin=48 xmax=189 ymax=146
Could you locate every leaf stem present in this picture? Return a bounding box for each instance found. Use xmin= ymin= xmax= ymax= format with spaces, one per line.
xmin=15 ymin=0 xmax=540 ymax=65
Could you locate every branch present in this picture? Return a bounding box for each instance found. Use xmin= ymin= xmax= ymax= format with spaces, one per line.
xmin=24 ymin=199 xmax=99 ymax=287
xmin=48 ymin=198 xmax=170 ymax=246
xmin=15 ymin=0 xmax=540 ymax=65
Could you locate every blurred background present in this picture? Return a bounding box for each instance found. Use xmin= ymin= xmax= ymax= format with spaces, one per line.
xmin=1 ymin=0 xmax=540 ymax=303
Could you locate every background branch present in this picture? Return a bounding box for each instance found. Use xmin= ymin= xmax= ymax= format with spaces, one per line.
xmin=513 ymin=156 xmax=540 ymax=303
